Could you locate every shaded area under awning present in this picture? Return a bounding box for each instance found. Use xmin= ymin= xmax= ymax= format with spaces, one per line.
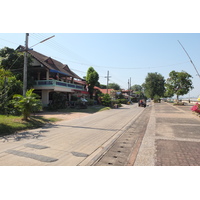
xmin=50 ymin=69 xmax=69 ymax=76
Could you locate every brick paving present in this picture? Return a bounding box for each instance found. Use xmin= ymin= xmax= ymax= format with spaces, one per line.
xmin=155 ymin=139 xmax=200 ymax=166
xmin=148 ymin=102 xmax=200 ymax=166
xmin=134 ymin=102 xmax=200 ymax=166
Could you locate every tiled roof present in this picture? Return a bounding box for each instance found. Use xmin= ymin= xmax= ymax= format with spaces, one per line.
xmin=94 ymin=86 xmax=114 ymax=94
xmin=17 ymin=45 xmax=82 ymax=80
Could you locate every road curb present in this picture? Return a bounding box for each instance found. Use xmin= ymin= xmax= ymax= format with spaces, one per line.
xmin=134 ymin=102 xmax=156 ymax=166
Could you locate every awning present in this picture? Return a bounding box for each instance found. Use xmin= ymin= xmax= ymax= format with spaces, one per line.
xmin=50 ymin=69 xmax=68 ymax=76
xmin=81 ymin=91 xmax=89 ymax=94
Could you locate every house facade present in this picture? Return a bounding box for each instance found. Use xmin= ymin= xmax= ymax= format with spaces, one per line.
xmin=17 ymin=46 xmax=88 ymax=106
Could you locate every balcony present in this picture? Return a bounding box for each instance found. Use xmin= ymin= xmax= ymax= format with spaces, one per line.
xmin=34 ymin=80 xmax=85 ymax=92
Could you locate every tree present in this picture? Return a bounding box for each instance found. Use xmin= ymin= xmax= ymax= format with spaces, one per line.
xmin=131 ymin=84 xmax=143 ymax=92
xmin=108 ymin=83 xmax=121 ymax=90
xmin=0 ymin=68 xmax=22 ymax=114
xmin=86 ymin=67 xmax=99 ymax=99
xmin=131 ymin=84 xmax=144 ymax=98
xmin=0 ymin=47 xmax=34 ymax=88
xmin=99 ymin=84 xmax=107 ymax=89
xmin=143 ymin=72 xmax=165 ymax=99
xmin=13 ymin=89 xmax=42 ymax=120
xmin=165 ymin=70 xmax=193 ymax=100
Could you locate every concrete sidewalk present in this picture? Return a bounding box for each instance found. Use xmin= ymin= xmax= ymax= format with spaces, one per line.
xmin=134 ymin=102 xmax=200 ymax=166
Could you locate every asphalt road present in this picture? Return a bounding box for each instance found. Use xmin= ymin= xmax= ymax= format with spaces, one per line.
xmin=0 ymin=103 xmax=148 ymax=166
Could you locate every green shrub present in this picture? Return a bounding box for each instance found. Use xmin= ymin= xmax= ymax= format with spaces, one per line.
xmin=13 ymin=89 xmax=42 ymax=120
xmin=153 ymin=95 xmax=161 ymax=103
xmin=87 ymin=99 xmax=95 ymax=106
xmin=131 ymin=97 xmax=138 ymax=102
xmin=118 ymin=98 xmax=128 ymax=104
xmin=101 ymin=94 xmax=111 ymax=106
xmin=173 ymin=102 xmax=185 ymax=106
xmin=111 ymin=100 xmax=122 ymax=108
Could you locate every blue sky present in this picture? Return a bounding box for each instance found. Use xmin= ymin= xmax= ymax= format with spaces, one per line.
xmin=0 ymin=33 xmax=200 ymax=97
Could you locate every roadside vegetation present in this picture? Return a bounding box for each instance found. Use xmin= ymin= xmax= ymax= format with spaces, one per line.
xmin=0 ymin=115 xmax=57 ymax=136
xmin=0 ymin=105 xmax=111 ymax=137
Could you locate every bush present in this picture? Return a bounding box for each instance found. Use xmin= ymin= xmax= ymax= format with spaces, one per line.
xmin=101 ymin=94 xmax=111 ymax=107
xmin=191 ymin=103 xmax=200 ymax=113
xmin=118 ymin=99 xmax=128 ymax=104
xmin=131 ymin=97 xmax=138 ymax=102
xmin=111 ymin=100 xmax=122 ymax=108
xmin=87 ymin=99 xmax=95 ymax=106
xmin=13 ymin=89 xmax=42 ymax=120
xmin=153 ymin=95 xmax=161 ymax=103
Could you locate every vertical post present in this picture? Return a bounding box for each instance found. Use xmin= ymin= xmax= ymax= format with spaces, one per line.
xmin=46 ymin=69 xmax=49 ymax=80
xmin=106 ymin=71 xmax=109 ymax=94
xmin=105 ymin=70 xmax=111 ymax=94
xmin=23 ymin=33 xmax=29 ymax=96
xmin=128 ymin=79 xmax=129 ymax=90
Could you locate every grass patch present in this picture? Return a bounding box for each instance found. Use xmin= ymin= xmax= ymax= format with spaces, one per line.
xmin=0 ymin=106 xmax=111 ymax=137
xmin=0 ymin=115 xmax=52 ymax=137
xmin=98 ymin=107 xmax=111 ymax=112
xmin=47 ymin=117 xmax=61 ymax=123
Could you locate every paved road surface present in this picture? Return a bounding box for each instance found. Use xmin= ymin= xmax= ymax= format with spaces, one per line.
xmin=94 ymin=105 xmax=151 ymax=166
xmin=0 ymin=103 xmax=146 ymax=166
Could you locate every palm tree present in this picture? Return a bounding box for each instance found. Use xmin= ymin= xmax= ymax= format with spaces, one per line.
xmin=13 ymin=89 xmax=42 ymax=120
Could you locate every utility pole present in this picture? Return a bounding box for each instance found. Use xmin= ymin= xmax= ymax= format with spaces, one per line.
xmin=105 ymin=71 xmax=111 ymax=94
xmin=23 ymin=33 xmax=29 ymax=96
xmin=128 ymin=79 xmax=129 ymax=90
xmin=22 ymin=34 xmax=55 ymax=96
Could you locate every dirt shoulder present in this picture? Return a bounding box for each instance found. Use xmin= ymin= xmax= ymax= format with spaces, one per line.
xmin=35 ymin=112 xmax=92 ymax=122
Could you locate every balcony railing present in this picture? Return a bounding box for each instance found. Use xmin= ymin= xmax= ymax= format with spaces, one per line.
xmin=34 ymin=80 xmax=84 ymax=90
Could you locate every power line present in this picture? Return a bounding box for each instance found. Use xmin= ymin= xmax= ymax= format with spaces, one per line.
xmin=0 ymin=35 xmax=192 ymax=71
xmin=0 ymin=37 xmax=21 ymax=46
xmin=39 ymin=53 xmax=190 ymax=71
xmin=29 ymin=34 xmax=191 ymax=82
xmin=30 ymin=33 xmax=91 ymax=66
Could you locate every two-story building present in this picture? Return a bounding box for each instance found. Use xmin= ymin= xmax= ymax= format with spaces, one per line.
xmin=17 ymin=46 xmax=88 ymax=107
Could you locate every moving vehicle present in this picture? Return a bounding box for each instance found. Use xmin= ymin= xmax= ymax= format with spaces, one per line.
xmin=138 ymin=99 xmax=146 ymax=107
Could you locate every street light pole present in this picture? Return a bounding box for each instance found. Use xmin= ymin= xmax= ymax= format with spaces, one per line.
xmin=22 ymin=33 xmax=55 ymax=96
